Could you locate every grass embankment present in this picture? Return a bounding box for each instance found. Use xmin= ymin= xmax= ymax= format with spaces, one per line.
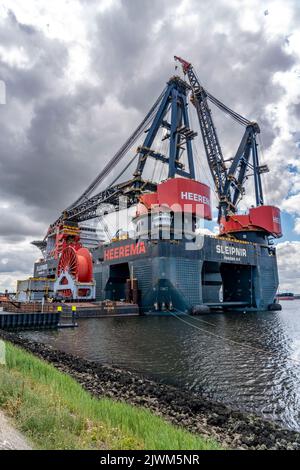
xmin=0 ymin=342 xmax=221 ymax=450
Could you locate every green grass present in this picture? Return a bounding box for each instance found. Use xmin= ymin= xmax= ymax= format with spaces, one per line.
xmin=0 ymin=342 xmax=221 ymax=450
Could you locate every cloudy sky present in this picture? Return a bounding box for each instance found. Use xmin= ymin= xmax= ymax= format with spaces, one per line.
xmin=0 ymin=0 xmax=300 ymax=292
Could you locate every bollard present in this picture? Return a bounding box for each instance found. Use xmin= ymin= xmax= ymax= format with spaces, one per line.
xmin=71 ymin=305 xmax=77 ymax=325
xmin=57 ymin=306 xmax=62 ymax=320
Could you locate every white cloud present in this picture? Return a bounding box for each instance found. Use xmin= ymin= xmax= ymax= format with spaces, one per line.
xmin=294 ymin=218 xmax=300 ymax=234
xmin=281 ymin=193 xmax=300 ymax=216
xmin=276 ymin=241 xmax=300 ymax=293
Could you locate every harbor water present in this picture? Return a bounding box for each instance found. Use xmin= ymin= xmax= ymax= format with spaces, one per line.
xmin=21 ymin=300 xmax=300 ymax=431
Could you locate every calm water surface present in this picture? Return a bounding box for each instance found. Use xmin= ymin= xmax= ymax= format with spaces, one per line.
xmin=21 ymin=301 xmax=300 ymax=431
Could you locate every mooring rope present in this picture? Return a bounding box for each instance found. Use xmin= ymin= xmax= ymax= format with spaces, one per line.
xmin=169 ymin=309 xmax=300 ymax=366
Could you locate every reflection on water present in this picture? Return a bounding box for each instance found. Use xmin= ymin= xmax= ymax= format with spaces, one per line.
xmin=22 ymin=301 xmax=300 ymax=431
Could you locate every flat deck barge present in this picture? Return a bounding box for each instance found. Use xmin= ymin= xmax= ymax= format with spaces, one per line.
xmin=0 ymin=311 xmax=60 ymax=330
xmin=60 ymin=301 xmax=140 ymax=318
xmin=0 ymin=300 xmax=140 ymax=329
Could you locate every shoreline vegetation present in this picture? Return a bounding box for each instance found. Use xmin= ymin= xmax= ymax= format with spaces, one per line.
xmin=1 ymin=330 xmax=300 ymax=450
xmin=0 ymin=341 xmax=219 ymax=450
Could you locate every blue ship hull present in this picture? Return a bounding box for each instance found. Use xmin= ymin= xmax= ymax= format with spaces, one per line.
xmin=92 ymin=234 xmax=279 ymax=314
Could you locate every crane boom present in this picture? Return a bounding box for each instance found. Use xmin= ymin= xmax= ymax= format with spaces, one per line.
xmin=48 ymin=178 xmax=157 ymax=233
xmin=174 ymin=56 xmax=226 ymax=200
xmin=174 ymin=55 xmax=266 ymax=221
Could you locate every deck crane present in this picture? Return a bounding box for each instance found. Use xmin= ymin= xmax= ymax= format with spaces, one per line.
xmin=174 ymin=56 xmax=271 ymax=232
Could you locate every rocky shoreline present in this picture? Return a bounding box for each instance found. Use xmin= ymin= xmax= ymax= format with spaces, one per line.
xmin=1 ymin=330 xmax=300 ymax=450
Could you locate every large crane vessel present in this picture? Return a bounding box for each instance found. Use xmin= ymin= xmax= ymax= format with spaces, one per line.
xmin=27 ymin=58 xmax=282 ymax=314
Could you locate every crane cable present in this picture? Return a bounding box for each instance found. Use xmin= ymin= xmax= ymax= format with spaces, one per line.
xmin=184 ymin=64 xmax=252 ymax=129
xmin=68 ymin=87 xmax=168 ymax=210
xmin=170 ymin=309 xmax=300 ymax=366
xmin=204 ymin=89 xmax=251 ymax=127
xmin=190 ymin=67 xmax=251 ymax=127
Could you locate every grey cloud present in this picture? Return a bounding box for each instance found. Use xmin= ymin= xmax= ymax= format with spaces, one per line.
xmin=290 ymin=102 xmax=300 ymax=120
xmin=0 ymin=0 xmax=299 ymax=287
xmin=0 ymin=249 xmax=37 ymax=274
xmin=7 ymin=9 xmax=37 ymax=35
xmin=0 ymin=208 xmax=45 ymax=241
xmin=90 ymin=0 xmax=295 ymax=156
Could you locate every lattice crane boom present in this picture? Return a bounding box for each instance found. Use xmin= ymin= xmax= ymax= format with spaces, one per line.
xmin=174 ymin=55 xmax=266 ymax=221
xmin=174 ymin=56 xmax=227 ymax=204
